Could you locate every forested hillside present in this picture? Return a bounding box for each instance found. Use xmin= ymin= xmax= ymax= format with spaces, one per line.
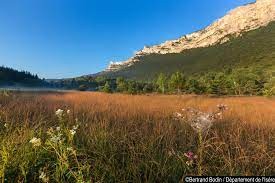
xmin=0 ymin=66 xmax=47 ymax=87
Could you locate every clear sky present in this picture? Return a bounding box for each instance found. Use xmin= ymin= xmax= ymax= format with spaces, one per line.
xmin=0 ymin=0 xmax=254 ymax=79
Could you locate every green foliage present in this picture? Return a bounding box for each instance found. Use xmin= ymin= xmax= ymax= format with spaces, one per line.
xmin=168 ymin=72 xmax=186 ymax=93
xmin=50 ymin=64 xmax=274 ymax=96
xmin=126 ymin=80 xmax=136 ymax=94
xmin=57 ymin=66 xmax=274 ymax=96
xmin=156 ymin=73 xmax=168 ymax=94
xmin=116 ymin=77 xmax=128 ymax=92
xmin=230 ymin=68 xmax=265 ymax=95
xmin=142 ymin=83 xmax=154 ymax=93
xmin=95 ymin=76 xmax=107 ymax=86
xmin=204 ymin=72 xmax=233 ymax=95
xmin=151 ymin=66 xmax=273 ymax=96
xmin=186 ymin=78 xmax=203 ymax=94
xmin=101 ymin=82 xmax=112 ymax=93
xmin=263 ymin=75 xmax=275 ymax=96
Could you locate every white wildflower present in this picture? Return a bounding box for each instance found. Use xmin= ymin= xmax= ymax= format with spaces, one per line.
xmin=39 ymin=171 xmax=49 ymax=182
xmin=70 ymin=129 xmax=76 ymax=136
xmin=47 ymin=127 xmax=63 ymax=143
xmin=175 ymin=112 xmax=183 ymax=118
xmin=55 ymin=109 xmax=63 ymax=117
xmin=4 ymin=123 xmax=7 ymax=128
xmin=72 ymin=124 xmax=79 ymax=130
xmin=67 ymin=147 xmax=73 ymax=151
xmin=50 ymin=133 xmax=63 ymax=143
xmin=30 ymin=137 xmax=42 ymax=147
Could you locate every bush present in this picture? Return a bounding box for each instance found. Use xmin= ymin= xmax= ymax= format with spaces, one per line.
xmin=78 ymin=85 xmax=88 ymax=91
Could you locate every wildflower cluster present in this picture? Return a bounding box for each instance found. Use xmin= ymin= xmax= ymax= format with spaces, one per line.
xmin=29 ymin=137 xmax=42 ymax=147
xmin=55 ymin=109 xmax=64 ymax=117
xmin=175 ymin=104 xmax=228 ymax=133
xmin=55 ymin=109 xmax=70 ymax=118
xmin=28 ymin=109 xmax=89 ymax=182
xmin=47 ymin=126 xmax=64 ymax=144
xmin=184 ymin=151 xmax=198 ymax=166
xmin=167 ymin=149 xmax=198 ymax=167
xmin=70 ymin=124 xmax=79 ymax=137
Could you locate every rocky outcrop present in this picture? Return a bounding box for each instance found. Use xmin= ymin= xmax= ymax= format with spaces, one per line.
xmin=106 ymin=0 xmax=275 ymax=72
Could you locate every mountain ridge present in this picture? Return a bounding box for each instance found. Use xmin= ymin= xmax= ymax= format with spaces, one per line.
xmin=101 ymin=20 xmax=275 ymax=80
xmin=105 ymin=0 xmax=275 ymax=72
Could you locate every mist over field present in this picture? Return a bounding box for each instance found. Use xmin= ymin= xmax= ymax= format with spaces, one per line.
xmin=0 ymin=87 xmax=72 ymax=92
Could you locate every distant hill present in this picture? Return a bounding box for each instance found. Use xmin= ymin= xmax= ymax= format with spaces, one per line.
xmin=0 ymin=66 xmax=47 ymax=87
xmin=101 ymin=21 xmax=275 ymax=80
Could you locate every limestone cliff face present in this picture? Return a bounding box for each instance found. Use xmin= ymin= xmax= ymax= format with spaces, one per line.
xmin=106 ymin=0 xmax=275 ymax=71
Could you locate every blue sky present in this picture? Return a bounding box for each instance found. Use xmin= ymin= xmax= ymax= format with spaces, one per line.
xmin=0 ymin=0 xmax=254 ymax=79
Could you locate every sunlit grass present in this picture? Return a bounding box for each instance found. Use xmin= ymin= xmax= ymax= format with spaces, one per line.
xmin=0 ymin=92 xmax=274 ymax=182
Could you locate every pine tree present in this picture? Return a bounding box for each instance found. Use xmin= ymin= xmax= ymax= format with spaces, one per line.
xmin=156 ymin=73 xmax=167 ymax=94
xmin=102 ymin=82 xmax=112 ymax=93
xmin=168 ymin=72 xmax=186 ymax=94
xmin=116 ymin=77 xmax=128 ymax=92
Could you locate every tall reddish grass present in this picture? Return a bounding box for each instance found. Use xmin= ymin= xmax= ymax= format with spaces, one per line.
xmin=0 ymin=91 xmax=274 ymax=182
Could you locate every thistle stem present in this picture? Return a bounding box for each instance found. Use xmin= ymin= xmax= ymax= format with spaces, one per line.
xmin=198 ymin=130 xmax=203 ymax=176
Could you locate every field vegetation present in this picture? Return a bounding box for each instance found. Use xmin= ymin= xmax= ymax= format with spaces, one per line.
xmin=0 ymin=91 xmax=274 ymax=182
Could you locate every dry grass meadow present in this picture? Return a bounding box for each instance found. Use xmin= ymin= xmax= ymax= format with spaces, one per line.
xmin=0 ymin=91 xmax=274 ymax=182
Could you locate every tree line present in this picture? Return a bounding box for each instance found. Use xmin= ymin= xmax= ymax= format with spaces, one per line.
xmin=2 ymin=65 xmax=273 ymax=96
xmin=57 ymin=66 xmax=274 ymax=96
xmin=0 ymin=66 xmax=47 ymax=86
xmin=153 ymin=68 xmax=274 ymax=96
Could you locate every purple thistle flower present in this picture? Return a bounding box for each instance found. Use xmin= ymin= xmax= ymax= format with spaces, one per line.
xmin=184 ymin=151 xmax=194 ymax=160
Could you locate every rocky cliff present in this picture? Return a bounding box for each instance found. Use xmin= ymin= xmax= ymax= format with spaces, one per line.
xmin=106 ymin=0 xmax=275 ymax=72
